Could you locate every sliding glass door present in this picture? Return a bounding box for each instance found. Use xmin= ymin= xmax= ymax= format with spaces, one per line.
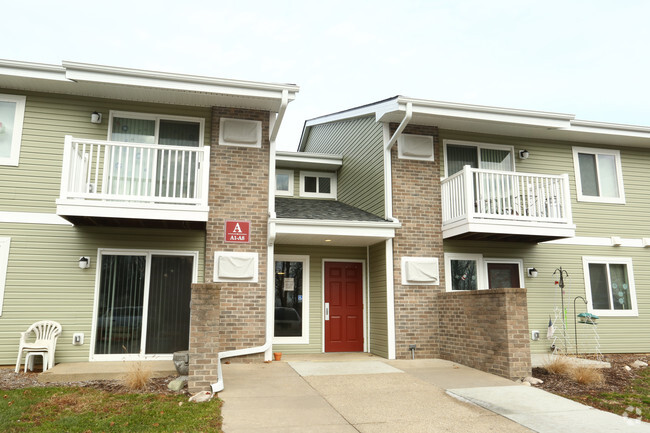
xmin=93 ymin=251 xmax=195 ymax=359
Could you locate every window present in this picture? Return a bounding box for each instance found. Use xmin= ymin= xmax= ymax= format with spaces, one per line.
xmin=300 ymin=171 xmax=337 ymax=198
xmin=582 ymin=256 xmax=637 ymax=316
xmin=109 ymin=112 xmax=204 ymax=146
xmin=276 ymin=169 xmax=294 ymax=196
xmin=92 ymin=250 xmax=198 ymax=359
xmin=0 ymin=94 xmax=26 ymax=166
xmin=444 ymin=254 xmax=524 ymax=292
xmin=573 ymin=147 xmax=625 ymax=204
xmin=443 ymin=140 xmax=514 ymax=176
xmin=274 ymin=255 xmax=309 ymax=344
xmin=0 ymin=237 xmax=10 ymax=316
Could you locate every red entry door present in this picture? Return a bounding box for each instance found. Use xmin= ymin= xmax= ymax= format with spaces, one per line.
xmin=324 ymin=262 xmax=364 ymax=352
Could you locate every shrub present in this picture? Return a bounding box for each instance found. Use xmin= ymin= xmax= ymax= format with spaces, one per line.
xmin=543 ymin=355 xmax=574 ymax=376
xmin=571 ymin=365 xmax=605 ymax=385
xmin=123 ymin=362 xmax=152 ymax=390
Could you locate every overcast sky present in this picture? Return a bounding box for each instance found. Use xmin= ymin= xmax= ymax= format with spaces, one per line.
xmin=4 ymin=1 xmax=650 ymax=150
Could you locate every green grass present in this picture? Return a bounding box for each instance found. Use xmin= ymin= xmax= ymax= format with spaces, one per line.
xmin=567 ymin=367 xmax=650 ymax=422
xmin=1 ymin=386 xmax=222 ymax=432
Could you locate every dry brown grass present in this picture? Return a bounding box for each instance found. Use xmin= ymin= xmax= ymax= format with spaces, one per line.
xmin=123 ymin=362 xmax=152 ymax=390
xmin=570 ymin=365 xmax=605 ymax=385
xmin=543 ymin=355 xmax=574 ymax=376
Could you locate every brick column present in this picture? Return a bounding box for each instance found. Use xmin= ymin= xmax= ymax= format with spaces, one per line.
xmin=390 ymin=124 xmax=443 ymax=359
xmin=188 ymin=283 xmax=221 ymax=393
xmin=205 ymin=107 xmax=270 ymax=360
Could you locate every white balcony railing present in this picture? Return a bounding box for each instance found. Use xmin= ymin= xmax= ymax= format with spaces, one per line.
xmin=442 ymin=165 xmax=573 ymax=228
xmin=59 ymin=135 xmax=210 ymax=210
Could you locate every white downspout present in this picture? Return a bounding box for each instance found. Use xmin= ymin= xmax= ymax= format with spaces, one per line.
xmin=210 ymin=90 xmax=288 ymax=393
xmin=385 ymin=102 xmax=412 ymax=152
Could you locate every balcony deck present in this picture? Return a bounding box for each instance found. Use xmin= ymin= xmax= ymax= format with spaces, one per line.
xmin=56 ymin=136 xmax=210 ymax=228
xmin=441 ymin=166 xmax=575 ymax=242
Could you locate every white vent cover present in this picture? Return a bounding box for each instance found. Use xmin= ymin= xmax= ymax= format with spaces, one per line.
xmin=219 ymin=118 xmax=262 ymax=147
xmin=398 ymin=134 xmax=434 ymax=161
xmin=214 ymin=252 xmax=258 ymax=282
xmin=401 ymin=257 xmax=439 ymax=285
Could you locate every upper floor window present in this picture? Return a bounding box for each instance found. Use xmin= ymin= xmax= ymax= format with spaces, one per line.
xmin=572 ymin=147 xmax=625 ymax=204
xmin=300 ymin=171 xmax=337 ymax=199
xmin=582 ymin=256 xmax=637 ymax=316
xmin=109 ymin=111 xmax=204 ymax=147
xmin=0 ymin=94 xmax=27 ymax=166
xmin=443 ymin=140 xmax=514 ymax=176
xmin=276 ymin=169 xmax=294 ymax=196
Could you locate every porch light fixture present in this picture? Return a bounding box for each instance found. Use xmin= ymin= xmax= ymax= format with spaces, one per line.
xmin=519 ymin=149 xmax=530 ymax=159
xmin=78 ymin=256 xmax=90 ymax=269
xmin=90 ymin=112 xmax=102 ymax=124
xmin=527 ymin=267 xmax=538 ymax=278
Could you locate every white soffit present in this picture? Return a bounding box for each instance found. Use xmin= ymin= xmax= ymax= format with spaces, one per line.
xmin=0 ymin=59 xmax=298 ymax=111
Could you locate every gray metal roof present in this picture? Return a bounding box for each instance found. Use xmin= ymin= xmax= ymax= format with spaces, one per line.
xmin=275 ymin=198 xmax=387 ymax=222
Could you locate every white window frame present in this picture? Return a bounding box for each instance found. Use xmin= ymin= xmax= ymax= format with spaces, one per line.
xmin=299 ymin=171 xmax=337 ymax=199
xmin=444 ymin=254 xmax=524 ymax=292
xmin=444 ymin=253 xmax=486 ymax=292
xmin=0 ymin=94 xmax=27 ymax=166
xmin=275 ymin=169 xmax=294 ymax=197
xmin=484 ymin=258 xmax=525 ymax=290
xmin=572 ymin=146 xmax=625 ymax=204
xmin=107 ymin=111 xmax=205 ymax=146
xmin=89 ymin=248 xmax=199 ymax=361
xmin=443 ymin=139 xmax=515 ymax=177
xmin=0 ymin=237 xmax=10 ymax=316
xmin=273 ymin=255 xmax=310 ymax=345
xmin=582 ymin=256 xmax=638 ymax=317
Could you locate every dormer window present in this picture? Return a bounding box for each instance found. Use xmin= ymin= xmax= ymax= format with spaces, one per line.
xmin=299 ymin=171 xmax=337 ymax=199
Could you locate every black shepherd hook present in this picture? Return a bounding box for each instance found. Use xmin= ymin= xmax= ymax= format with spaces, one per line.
xmin=554 ymin=267 xmax=569 ymax=289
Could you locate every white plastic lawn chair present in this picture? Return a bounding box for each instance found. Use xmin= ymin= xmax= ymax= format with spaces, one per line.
xmin=15 ymin=320 xmax=62 ymax=373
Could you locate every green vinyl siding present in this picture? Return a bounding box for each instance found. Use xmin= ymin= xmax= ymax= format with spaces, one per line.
xmin=368 ymin=242 xmax=388 ymax=358
xmin=0 ymin=223 xmax=204 ymax=364
xmin=302 ymin=116 xmax=385 ymax=217
xmin=445 ymin=239 xmax=650 ymax=355
xmin=272 ymin=244 xmax=367 ymax=354
xmin=0 ymin=89 xmax=211 ymax=213
xmin=439 ymin=129 xmax=650 ymax=239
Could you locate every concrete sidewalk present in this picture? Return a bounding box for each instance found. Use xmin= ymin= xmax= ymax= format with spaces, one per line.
xmin=219 ymin=356 xmax=530 ymax=433
xmin=219 ymin=356 xmax=650 ymax=433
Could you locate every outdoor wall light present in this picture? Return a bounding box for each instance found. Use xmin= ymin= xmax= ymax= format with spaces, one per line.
xmin=90 ymin=112 xmax=102 ymax=124
xmin=527 ymin=267 xmax=538 ymax=278
xmin=519 ymin=149 xmax=530 ymax=159
xmin=78 ymin=256 xmax=91 ymax=269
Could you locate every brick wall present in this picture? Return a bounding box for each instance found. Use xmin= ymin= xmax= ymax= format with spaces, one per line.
xmin=188 ymin=283 xmax=221 ymax=393
xmin=436 ymin=288 xmax=532 ymax=380
xmin=390 ymin=124 xmax=444 ymax=359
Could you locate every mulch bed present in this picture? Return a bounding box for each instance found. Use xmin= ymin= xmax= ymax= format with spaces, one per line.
xmin=0 ymin=367 xmax=184 ymax=395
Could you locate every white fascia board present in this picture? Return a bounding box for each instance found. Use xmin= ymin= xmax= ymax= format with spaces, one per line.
xmin=272 ymin=218 xmax=400 ymax=236
xmin=275 ymin=151 xmax=343 ymax=170
xmin=62 ymin=61 xmax=298 ymax=103
xmin=56 ymin=200 xmax=209 ymax=222
xmin=442 ymin=221 xmax=576 ymax=239
xmin=389 ymin=97 xmax=575 ymax=129
xmin=567 ymin=119 xmax=650 ymax=139
xmin=0 ymin=59 xmax=68 ymax=82
xmin=0 ymin=211 xmax=73 ymax=226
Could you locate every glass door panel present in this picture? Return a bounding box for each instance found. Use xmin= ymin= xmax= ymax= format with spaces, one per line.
xmin=109 ymin=117 xmax=156 ymax=196
xmin=157 ymin=120 xmax=201 ymax=198
xmin=487 ymin=263 xmax=520 ymax=289
xmin=145 ymin=255 xmax=193 ymax=354
xmin=274 ymin=261 xmax=303 ymax=337
xmin=94 ymin=255 xmax=146 ymax=355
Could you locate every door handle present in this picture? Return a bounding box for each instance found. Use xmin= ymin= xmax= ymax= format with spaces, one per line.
xmin=325 ymin=303 xmax=330 ymax=321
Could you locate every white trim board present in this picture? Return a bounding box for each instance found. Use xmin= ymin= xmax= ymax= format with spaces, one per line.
xmin=0 ymin=212 xmax=73 ymax=226
xmin=543 ymin=236 xmax=650 ymax=248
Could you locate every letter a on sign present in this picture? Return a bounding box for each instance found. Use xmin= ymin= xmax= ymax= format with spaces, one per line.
xmin=225 ymin=221 xmax=250 ymax=243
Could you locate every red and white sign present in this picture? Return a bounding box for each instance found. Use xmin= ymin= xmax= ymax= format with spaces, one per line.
xmin=225 ymin=221 xmax=250 ymax=243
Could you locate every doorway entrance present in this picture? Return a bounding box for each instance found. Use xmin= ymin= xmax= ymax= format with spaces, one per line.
xmin=324 ymin=261 xmax=364 ymax=352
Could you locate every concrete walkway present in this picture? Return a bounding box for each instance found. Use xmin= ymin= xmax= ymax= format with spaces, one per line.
xmin=219 ymin=355 xmax=650 ymax=433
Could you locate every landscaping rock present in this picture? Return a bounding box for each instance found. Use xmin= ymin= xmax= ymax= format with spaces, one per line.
xmin=624 ymin=365 xmax=632 ymax=372
xmin=631 ymin=360 xmax=648 ymax=369
xmin=167 ymin=376 xmax=188 ymax=392
xmin=523 ymin=376 xmax=543 ymax=385
xmin=189 ymin=390 xmax=213 ymax=403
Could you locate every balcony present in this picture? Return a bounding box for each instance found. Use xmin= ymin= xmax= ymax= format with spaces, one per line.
xmin=441 ymin=166 xmax=575 ymax=242
xmin=56 ymin=135 xmax=210 ymax=229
